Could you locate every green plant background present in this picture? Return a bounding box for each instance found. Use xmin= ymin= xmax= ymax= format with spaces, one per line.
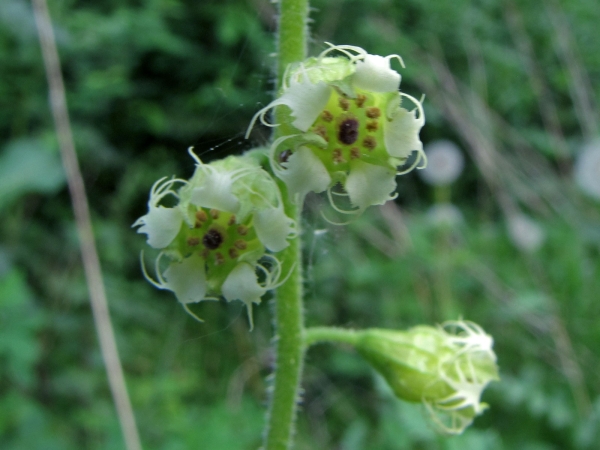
xmin=1 ymin=0 xmax=599 ymax=448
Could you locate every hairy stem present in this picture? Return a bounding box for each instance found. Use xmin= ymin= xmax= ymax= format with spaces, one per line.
xmin=276 ymin=0 xmax=309 ymax=88
xmin=264 ymin=0 xmax=309 ymax=449
xmin=264 ymin=193 xmax=303 ymax=450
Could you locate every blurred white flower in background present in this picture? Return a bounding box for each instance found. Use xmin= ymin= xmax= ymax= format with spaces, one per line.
xmin=574 ymin=140 xmax=600 ymax=201
xmin=426 ymin=202 xmax=464 ymax=228
xmin=507 ymin=213 xmax=546 ymax=253
xmin=419 ymin=140 xmax=465 ymax=186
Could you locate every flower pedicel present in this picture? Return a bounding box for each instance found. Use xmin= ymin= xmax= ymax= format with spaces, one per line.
xmin=246 ymin=43 xmax=426 ymax=213
xmin=356 ymin=321 xmax=499 ymax=434
xmin=133 ymin=150 xmax=297 ymax=327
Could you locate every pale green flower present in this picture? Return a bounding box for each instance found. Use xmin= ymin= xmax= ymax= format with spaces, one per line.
xmin=246 ymin=43 xmax=426 ymax=212
xmin=134 ymin=150 xmax=297 ymax=327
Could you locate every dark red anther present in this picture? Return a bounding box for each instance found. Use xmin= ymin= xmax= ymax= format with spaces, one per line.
xmin=338 ymin=118 xmax=359 ymax=145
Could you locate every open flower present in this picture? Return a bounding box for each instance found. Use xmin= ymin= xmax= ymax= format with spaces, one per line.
xmin=246 ymin=43 xmax=426 ymax=213
xmin=355 ymin=321 xmax=499 ymax=434
xmin=134 ymin=150 xmax=297 ymax=327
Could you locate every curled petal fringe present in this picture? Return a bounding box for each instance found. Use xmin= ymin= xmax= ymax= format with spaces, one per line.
xmin=269 ymin=134 xmax=302 ymax=175
xmin=182 ymin=304 xmax=204 ymax=323
xmin=148 ymin=176 xmax=187 ymax=207
xmin=140 ymin=250 xmax=168 ymax=291
xmin=245 ymin=100 xmax=284 ymax=139
xmin=397 ymin=148 xmax=427 ymax=175
xmin=318 ymin=42 xmax=367 ymax=62
xmin=386 ymin=54 xmax=406 ymax=69
xmin=326 ymin=186 xmax=360 ymax=215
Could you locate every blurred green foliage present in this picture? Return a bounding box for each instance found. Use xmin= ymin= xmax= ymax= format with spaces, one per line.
xmin=1 ymin=0 xmax=599 ymax=448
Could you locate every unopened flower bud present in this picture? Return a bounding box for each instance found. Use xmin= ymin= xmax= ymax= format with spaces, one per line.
xmin=355 ymin=321 xmax=499 ymax=434
xmin=133 ymin=150 xmax=297 ymax=327
xmin=246 ymin=43 xmax=426 ymax=213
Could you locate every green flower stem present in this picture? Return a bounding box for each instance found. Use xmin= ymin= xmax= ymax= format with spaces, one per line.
xmin=264 ymin=191 xmax=303 ymax=450
xmin=264 ymin=1 xmax=309 ymax=449
xmin=304 ymin=327 xmax=360 ymax=348
xmin=276 ymin=0 xmax=309 ymax=88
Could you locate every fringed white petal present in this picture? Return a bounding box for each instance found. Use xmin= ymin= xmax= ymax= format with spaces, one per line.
xmin=253 ymin=207 xmax=294 ymax=252
xmin=283 ymin=77 xmax=332 ymax=131
xmin=190 ymin=171 xmax=240 ymax=213
xmin=345 ymin=160 xmax=397 ymax=211
xmin=277 ymin=147 xmax=332 ymax=204
xmin=384 ymin=107 xmax=424 ymax=159
xmin=246 ymin=75 xmax=331 ymax=136
xmin=222 ymin=263 xmax=266 ymax=305
xmin=222 ymin=262 xmax=266 ymax=330
xmin=353 ymin=54 xmax=401 ymax=93
xmin=134 ymin=205 xmax=184 ymax=249
xmin=163 ymin=253 xmax=207 ymax=304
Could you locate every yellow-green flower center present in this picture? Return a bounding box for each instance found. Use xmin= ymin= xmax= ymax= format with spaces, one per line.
xmin=168 ymin=206 xmax=264 ymax=291
xmin=291 ymin=88 xmax=393 ymax=174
